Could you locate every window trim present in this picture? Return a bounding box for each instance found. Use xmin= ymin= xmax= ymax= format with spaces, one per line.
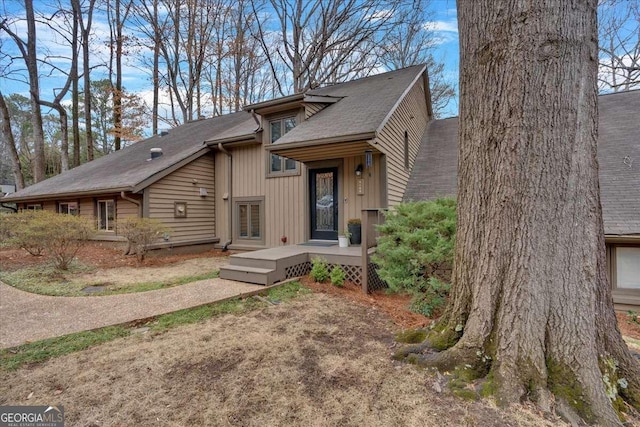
xmin=267 ymin=115 xmax=300 ymax=177
xmin=58 ymin=201 xmax=79 ymax=215
xmin=97 ymin=199 xmax=116 ymax=232
xmin=611 ymin=244 xmax=640 ymax=292
xmin=233 ymin=196 xmax=265 ymax=245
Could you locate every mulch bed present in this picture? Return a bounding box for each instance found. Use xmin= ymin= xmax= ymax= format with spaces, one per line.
xmin=0 ymin=241 xmax=231 ymax=272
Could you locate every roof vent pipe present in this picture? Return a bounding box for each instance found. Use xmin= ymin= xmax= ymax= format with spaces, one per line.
xmin=150 ymin=148 xmax=163 ymax=160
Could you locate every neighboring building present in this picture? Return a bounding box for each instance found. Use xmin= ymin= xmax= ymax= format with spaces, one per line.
xmin=405 ymin=89 xmax=640 ymax=309
xmin=2 ymin=65 xmax=430 ymax=251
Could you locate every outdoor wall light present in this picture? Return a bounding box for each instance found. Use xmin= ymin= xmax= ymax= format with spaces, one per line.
xmin=355 ymin=164 xmax=363 ymax=176
xmin=365 ymin=150 xmax=373 ymax=168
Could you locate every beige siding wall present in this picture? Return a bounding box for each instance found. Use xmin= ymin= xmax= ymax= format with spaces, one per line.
xmin=21 ymin=195 xmax=140 ymax=240
xmin=304 ymin=103 xmax=326 ymax=119
xmin=215 ymin=143 xmax=308 ymax=247
xmin=148 ymin=153 xmax=216 ymax=243
xmin=341 ymin=154 xmax=383 ymax=223
xmin=375 ymin=79 xmax=429 ymax=205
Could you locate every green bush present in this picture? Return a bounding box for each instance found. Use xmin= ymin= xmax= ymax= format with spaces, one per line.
xmin=117 ymin=217 xmax=168 ymax=262
xmin=409 ymin=277 xmax=451 ymax=316
xmin=330 ymin=265 xmax=346 ymax=287
xmin=310 ymin=257 xmax=330 ymax=283
xmin=3 ymin=210 xmax=93 ymax=269
xmin=372 ymin=198 xmax=456 ymax=315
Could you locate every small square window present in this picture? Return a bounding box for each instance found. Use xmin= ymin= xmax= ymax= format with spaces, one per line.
xmin=59 ymin=202 xmax=78 ymax=215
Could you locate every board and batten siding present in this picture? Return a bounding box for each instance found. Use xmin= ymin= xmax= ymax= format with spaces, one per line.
xmin=215 ymin=143 xmax=307 ymax=248
xmin=375 ymin=79 xmax=429 ymax=205
xmin=341 ymin=154 xmax=383 ymax=222
xmin=148 ymin=153 xmax=216 ymax=243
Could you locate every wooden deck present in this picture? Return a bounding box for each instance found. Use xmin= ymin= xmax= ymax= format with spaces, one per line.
xmin=220 ymin=244 xmax=363 ymax=286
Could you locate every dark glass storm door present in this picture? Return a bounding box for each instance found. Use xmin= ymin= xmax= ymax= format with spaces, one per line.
xmin=310 ymin=168 xmax=338 ymax=240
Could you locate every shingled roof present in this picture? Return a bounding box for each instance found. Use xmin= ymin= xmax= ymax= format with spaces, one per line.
xmin=273 ymin=65 xmax=427 ymax=145
xmin=3 ymin=111 xmax=255 ymax=202
xmin=404 ymin=90 xmax=640 ymax=236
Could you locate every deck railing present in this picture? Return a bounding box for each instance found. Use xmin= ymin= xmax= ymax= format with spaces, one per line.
xmin=360 ymin=208 xmax=386 ymax=293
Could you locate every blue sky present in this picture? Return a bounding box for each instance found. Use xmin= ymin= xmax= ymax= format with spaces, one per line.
xmin=0 ymin=1 xmax=462 ymax=123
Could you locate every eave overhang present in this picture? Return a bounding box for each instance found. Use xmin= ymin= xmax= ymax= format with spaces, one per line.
xmin=204 ymin=132 xmax=262 ymax=146
xmin=266 ymin=132 xmax=378 ymax=162
xmin=1 ymin=187 xmax=132 ymax=204
xmin=244 ymin=93 xmax=305 ymax=115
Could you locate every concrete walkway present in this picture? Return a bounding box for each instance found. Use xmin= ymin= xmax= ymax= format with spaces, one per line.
xmin=0 ymin=279 xmax=264 ymax=349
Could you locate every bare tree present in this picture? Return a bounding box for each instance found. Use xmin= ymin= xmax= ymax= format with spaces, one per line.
xmin=0 ymin=0 xmax=47 ymax=183
xmin=36 ymin=3 xmax=82 ymax=172
xmin=106 ymin=0 xmax=135 ymax=151
xmin=599 ymin=0 xmax=640 ymax=91
xmin=0 ymin=90 xmax=25 ymax=190
xmin=253 ymin=0 xmax=402 ymax=94
xmin=379 ymin=1 xmax=455 ymax=117
xmin=397 ymin=1 xmax=640 ymax=425
xmin=72 ymin=0 xmax=97 ymax=161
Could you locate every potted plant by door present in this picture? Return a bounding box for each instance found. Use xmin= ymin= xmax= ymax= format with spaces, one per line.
xmin=347 ymin=218 xmax=361 ymax=245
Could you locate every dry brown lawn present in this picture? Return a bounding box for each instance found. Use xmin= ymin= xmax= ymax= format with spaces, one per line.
xmin=0 ymin=292 xmax=568 ymax=427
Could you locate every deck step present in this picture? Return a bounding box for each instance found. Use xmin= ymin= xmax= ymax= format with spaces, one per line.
xmin=219 ymin=265 xmax=277 ymax=286
xmin=227 ymin=256 xmax=278 ymax=270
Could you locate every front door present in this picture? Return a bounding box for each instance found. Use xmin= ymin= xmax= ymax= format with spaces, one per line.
xmin=310 ymin=168 xmax=338 ymax=240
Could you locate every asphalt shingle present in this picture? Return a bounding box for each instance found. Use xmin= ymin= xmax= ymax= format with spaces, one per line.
xmin=405 ymin=90 xmax=640 ymax=236
xmin=3 ymin=111 xmax=255 ymax=201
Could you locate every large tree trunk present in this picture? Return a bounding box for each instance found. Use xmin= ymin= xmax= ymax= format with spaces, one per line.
xmin=399 ymin=1 xmax=640 ymax=425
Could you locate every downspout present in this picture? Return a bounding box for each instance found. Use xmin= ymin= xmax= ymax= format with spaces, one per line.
xmin=218 ymin=142 xmax=233 ymax=251
xmin=250 ymin=108 xmax=260 ymax=128
xmin=120 ymin=191 xmax=141 ymax=217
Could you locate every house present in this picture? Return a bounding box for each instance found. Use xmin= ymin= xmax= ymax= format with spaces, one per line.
xmin=3 ymin=66 xmax=636 ymax=307
xmin=1 ymin=111 xmax=256 ymax=248
xmin=2 ymin=65 xmax=430 ymax=257
xmin=404 ymin=89 xmax=640 ymax=309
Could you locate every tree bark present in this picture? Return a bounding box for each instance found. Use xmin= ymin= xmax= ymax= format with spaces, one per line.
xmin=398 ymin=1 xmax=640 ymax=425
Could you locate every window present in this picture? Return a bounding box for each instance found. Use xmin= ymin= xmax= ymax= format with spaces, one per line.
xmin=97 ymin=200 xmax=115 ymax=231
xmin=59 ymin=202 xmax=78 ymax=215
xmin=615 ymin=247 xmax=640 ymax=289
xmin=25 ymin=204 xmax=42 ymax=211
xmin=404 ymin=130 xmax=409 ymax=169
xmin=235 ymin=198 xmax=264 ymax=244
xmin=269 ymin=116 xmax=298 ymax=175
